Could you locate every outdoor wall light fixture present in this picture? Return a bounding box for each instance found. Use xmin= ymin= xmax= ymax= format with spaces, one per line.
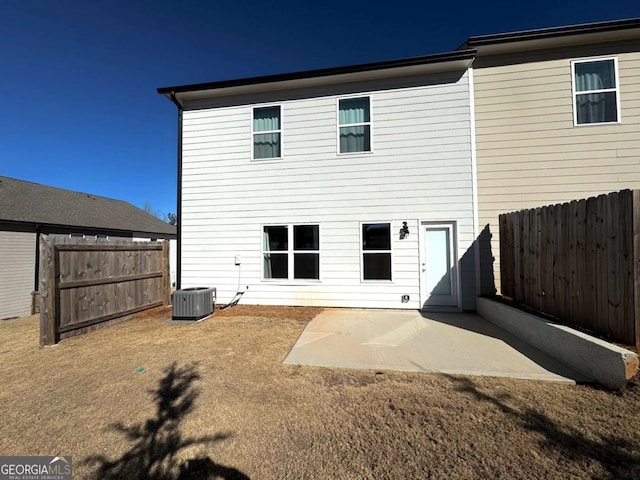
xmin=399 ymin=222 xmax=410 ymax=239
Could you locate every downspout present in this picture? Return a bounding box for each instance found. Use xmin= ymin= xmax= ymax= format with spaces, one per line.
xmin=170 ymin=92 xmax=183 ymax=290
xmin=468 ymin=66 xmax=481 ymax=300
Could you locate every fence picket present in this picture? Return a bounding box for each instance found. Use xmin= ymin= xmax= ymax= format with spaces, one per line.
xmin=504 ymin=214 xmax=514 ymax=298
xmin=619 ymin=190 xmax=633 ymax=344
xmin=633 ymin=191 xmax=640 ymax=348
xmin=606 ymin=192 xmax=621 ymax=340
xmin=541 ymin=206 xmax=554 ymax=312
xmin=568 ymin=201 xmax=579 ymax=324
xmin=578 ymin=199 xmax=594 ymax=330
xmin=583 ymin=197 xmax=598 ymax=333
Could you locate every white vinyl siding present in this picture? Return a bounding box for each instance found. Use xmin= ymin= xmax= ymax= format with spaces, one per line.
xmin=0 ymin=231 xmax=36 ymax=319
xmin=180 ymin=71 xmax=476 ymax=310
xmin=474 ymin=49 xmax=640 ymax=295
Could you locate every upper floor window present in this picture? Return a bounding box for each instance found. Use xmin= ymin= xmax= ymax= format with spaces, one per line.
xmin=253 ymin=106 xmax=281 ymax=159
xmin=338 ymin=97 xmax=371 ymax=153
xmin=572 ymin=58 xmax=620 ymax=125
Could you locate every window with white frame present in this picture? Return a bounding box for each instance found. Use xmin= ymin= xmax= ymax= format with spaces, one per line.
xmin=253 ymin=106 xmax=281 ymax=159
xmin=572 ymin=58 xmax=620 ymax=125
xmin=362 ymin=223 xmax=391 ymax=281
xmin=263 ymin=224 xmax=319 ymax=280
xmin=338 ymin=97 xmax=371 ymax=153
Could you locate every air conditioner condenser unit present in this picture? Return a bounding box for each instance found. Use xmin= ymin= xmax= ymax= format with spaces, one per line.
xmin=172 ymin=287 xmax=216 ymax=321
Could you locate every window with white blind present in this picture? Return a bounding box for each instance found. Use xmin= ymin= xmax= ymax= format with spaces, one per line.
xmin=253 ymin=106 xmax=282 ymax=159
xmin=338 ymin=97 xmax=371 ymax=153
xmin=572 ymin=58 xmax=620 ymax=125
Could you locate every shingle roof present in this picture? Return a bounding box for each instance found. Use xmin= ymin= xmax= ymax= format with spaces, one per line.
xmin=0 ymin=176 xmax=176 ymax=237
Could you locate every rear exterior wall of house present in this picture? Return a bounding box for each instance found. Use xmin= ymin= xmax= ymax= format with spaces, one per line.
xmin=179 ymin=70 xmax=478 ymax=310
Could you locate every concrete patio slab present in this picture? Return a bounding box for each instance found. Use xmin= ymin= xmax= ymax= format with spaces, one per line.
xmin=284 ymin=308 xmax=589 ymax=383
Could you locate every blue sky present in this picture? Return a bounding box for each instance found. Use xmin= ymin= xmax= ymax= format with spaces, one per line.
xmin=1 ymin=1 xmax=638 ymax=220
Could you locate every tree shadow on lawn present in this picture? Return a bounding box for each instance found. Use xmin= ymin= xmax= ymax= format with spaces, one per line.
xmin=445 ymin=375 xmax=640 ymax=480
xmin=84 ymin=362 xmax=250 ymax=480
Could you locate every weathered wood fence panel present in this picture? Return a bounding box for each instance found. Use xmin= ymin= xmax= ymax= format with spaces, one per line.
xmin=500 ymin=190 xmax=639 ymax=347
xmin=39 ymin=237 xmax=170 ymax=345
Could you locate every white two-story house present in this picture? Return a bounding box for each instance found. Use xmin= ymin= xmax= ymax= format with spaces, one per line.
xmin=158 ymin=50 xmax=479 ymax=311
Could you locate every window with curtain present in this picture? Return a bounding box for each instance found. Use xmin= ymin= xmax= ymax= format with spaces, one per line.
xmin=253 ymin=106 xmax=281 ymax=159
xmin=263 ymin=225 xmax=319 ymax=280
xmin=572 ymin=58 xmax=619 ymax=125
xmin=338 ymin=97 xmax=371 ymax=153
xmin=263 ymin=225 xmax=288 ymax=279
xmin=362 ymin=223 xmax=391 ymax=281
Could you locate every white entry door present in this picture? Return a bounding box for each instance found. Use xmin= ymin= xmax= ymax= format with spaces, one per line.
xmin=421 ymin=223 xmax=458 ymax=308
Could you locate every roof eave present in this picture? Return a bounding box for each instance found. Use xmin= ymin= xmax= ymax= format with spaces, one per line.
xmin=157 ymin=49 xmax=476 ymax=100
xmin=467 ymin=17 xmax=640 ymax=47
xmin=0 ymin=219 xmax=176 ymax=238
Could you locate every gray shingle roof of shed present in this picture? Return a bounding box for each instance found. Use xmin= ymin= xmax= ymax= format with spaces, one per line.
xmin=0 ymin=176 xmax=176 ymax=237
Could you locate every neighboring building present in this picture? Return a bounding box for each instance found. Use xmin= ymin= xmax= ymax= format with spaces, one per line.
xmin=158 ymin=50 xmax=479 ymax=311
xmin=466 ymin=18 xmax=640 ymax=295
xmin=0 ymin=176 xmax=176 ymax=319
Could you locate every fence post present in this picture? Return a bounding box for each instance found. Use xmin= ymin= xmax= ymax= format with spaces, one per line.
xmin=38 ymin=236 xmax=56 ymax=346
xmin=162 ymin=241 xmax=171 ymax=306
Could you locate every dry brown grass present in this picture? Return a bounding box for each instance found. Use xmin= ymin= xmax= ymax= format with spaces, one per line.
xmin=1 ymin=306 xmax=639 ymax=479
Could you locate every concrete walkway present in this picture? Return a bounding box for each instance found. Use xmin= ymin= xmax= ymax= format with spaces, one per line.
xmin=284 ymin=309 xmax=588 ymax=383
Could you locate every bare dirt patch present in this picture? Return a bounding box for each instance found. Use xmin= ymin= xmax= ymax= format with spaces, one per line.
xmin=215 ymin=304 xmax=324 ymax=322
xmin=1 ymin=307 xmax=639 ymax=479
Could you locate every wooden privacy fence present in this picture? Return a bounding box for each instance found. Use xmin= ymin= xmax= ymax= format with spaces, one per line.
xmin=39 ymin=236 xmax=170 ymax=346
xmin=499 ymin=189 xmax=640 ymax=347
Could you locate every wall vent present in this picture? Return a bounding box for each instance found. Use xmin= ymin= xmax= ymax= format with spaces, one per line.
xmin=172 ymin=287 xmax=216 ymax=321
